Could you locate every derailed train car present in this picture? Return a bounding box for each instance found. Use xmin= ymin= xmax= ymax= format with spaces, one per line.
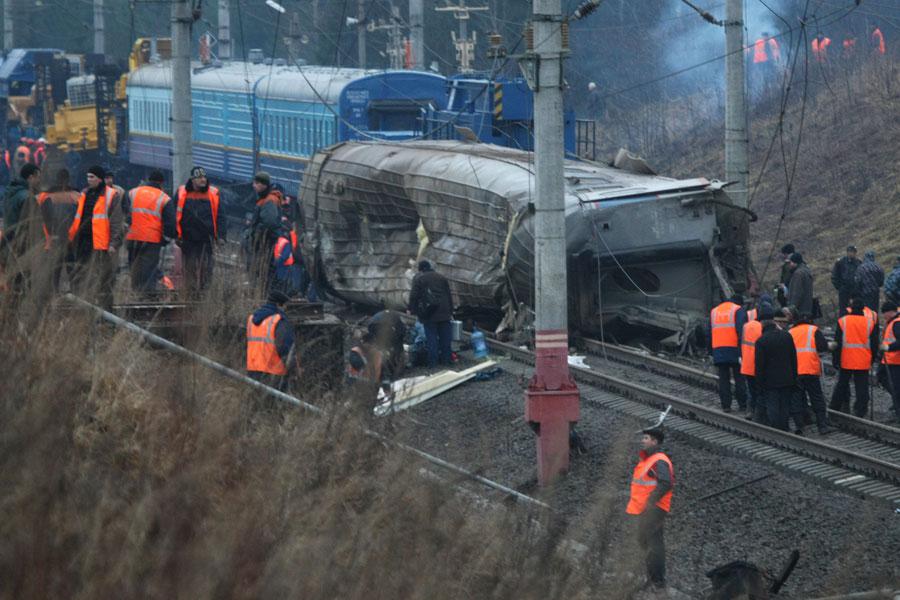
xmin=300 ymin=140 xmax=753 ymax=347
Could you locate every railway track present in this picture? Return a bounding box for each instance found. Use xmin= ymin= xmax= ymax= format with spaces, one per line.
xmin=479 ymin=336 xmax=900 ymax=502
xmin=575 ymin=337 xmax=900 ymax=450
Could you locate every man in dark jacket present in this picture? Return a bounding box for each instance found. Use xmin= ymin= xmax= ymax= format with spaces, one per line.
xmin=885 ymin=257 xmax=900 ymax=305
xmin=368 ymin=309 xmax=407 ymax=379
xmin=246 ymin=289 xmax=295 ymax=392
xmin=246 ymin=171 xmax=283 ymax=290
xmin=781 ymin=252 xmax=814 ymax=317
xmin=755 ymin=316 xmax=803 ymax=432
xmin=176 ymin=166 xmax=226 ymax=293
xmin=779 ymin=243 xmax=796 ymax=287
xmin=408 ymin=260 xmax=454 ymax=367
xmin=831 ymin=245 xmax=860 ymax=317
xmin=1 ymin=163 xmax=41 ymax=289
xmin=854 ymin=250 xmax=884 ymax=312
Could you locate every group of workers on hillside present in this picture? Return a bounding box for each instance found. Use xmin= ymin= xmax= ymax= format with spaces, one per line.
xmin=710 ymin=242 xmax=900 ymax=432
xmin=749 ymin=24 xmax=887 ymax=69
xmin=0 ymin=162 xmax=307 ymax=307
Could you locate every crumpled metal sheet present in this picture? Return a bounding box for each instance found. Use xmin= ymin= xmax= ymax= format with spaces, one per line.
xmin=300 ymin=140 xmax=747 ymax=332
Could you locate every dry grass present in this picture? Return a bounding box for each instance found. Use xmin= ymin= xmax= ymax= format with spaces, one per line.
xmin=0 ymin=267 xmax=645 ymax=600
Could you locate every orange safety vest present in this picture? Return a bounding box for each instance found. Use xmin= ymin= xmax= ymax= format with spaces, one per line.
xmin=347 ymin=345 xmax=382 ymax=383
xmin=246 ymin=313 xmax=288 ymax=375
xmin=768 ymin=38 xmax=781 ymax=62
xmin=871 ymin=28 xmax=885 ymax=55
xmin=863 ymin=306 xmax=877 ymax=332
xmin=740 ymin=320 xmax=763 ymax=376
xmin=67 ymin=187 xmax=116 ymax=251
xmin=838 ymin=313 xmax=874 ymax=370
xmin=790 ymin=323 xmax=822 ymax=376
xmin=752 ymin=39 xmax=769 ymax=63
xmin=273 ymin=236 xmax=294 ymax=266
xmin=842 ymin=38 xmax=856 ymax=55
xmin=126 ymin=185 xmax=170 ymax=243
xmin=626 ymin=451 xmax=673 ymax=515
xmin=36 ymin=192 xmax=52 ymax=250
xmin=176 ymin=185 xmax=220 ymax=240
xmin=710 ymin=302 xmax=741 ymax=349
xmin=15 ymin=145 xmax=31 ymax=163
xmin=812 ymin=37 xmax=831 ymax=62
xmin=882 ymin=316 xmax=900 ymax=366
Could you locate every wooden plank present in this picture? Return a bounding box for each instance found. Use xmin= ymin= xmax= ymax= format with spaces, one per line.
xmin=374 ymin=361 xmax=497 ymax=416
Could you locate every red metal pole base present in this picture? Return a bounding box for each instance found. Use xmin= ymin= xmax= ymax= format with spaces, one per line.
xmin=526 ymin=328 xmax=580 ymax=486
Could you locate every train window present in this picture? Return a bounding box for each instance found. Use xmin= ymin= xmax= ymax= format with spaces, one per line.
xmin=611 ymin=267 xmax=661 ymax=293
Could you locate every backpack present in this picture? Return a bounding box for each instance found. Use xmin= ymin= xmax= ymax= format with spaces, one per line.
xmin=417 ymin=286 xmax=440 ymax=319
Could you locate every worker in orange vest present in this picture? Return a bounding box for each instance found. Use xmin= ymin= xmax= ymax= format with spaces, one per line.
xmin=790 ymin=313 xmax=833 ymax=434
xmin=812 ymin=33 xmax=831 ymax=63
xmin=709 ymin=294 xmax=748 ymax=413
xmin=67 ymin=165 xmax=124 ymax=309
xmin=125 ymin=170 xmax=177 ymax=295
xmin=247 ymin=172 xmax=284 ymax=291
xmin=269 ymin=224 xmax=298 ymax=295
xmin=841 ymin=35 xmax=857 ymax=59
xmin=37 ymin=168 xmax=80 ymax=291
xmin=870 ymin=25 xmax=886 ymax=56
xmin=246 ymin=289 xmax=296 ymax=391
xmin=626 ymin=427 xmax=673 ymax=595
xmin=740 ymin=303 xmax=766 ymax=422
xmin=829 ymin=299 xmax=878 ymax=417
xmin=176 ymin=166 xmax=225 ymax=294
xmin=880 ymin=302 xmax=900 ymax=422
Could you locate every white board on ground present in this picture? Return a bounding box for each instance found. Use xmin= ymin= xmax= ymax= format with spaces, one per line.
xmin=374 ymin=360 xmax=498 ymax=416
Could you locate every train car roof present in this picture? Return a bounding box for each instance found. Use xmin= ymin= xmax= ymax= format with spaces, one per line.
xmin=328 ymin=140 xmax=712 ymax=207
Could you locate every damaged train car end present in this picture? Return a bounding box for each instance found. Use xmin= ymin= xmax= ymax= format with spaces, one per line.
xmin=300 ymin=140 xmax=752 ymax=351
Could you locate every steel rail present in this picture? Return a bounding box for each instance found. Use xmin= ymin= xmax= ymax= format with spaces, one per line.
xmin=64 ymin=294 xmax=550 ymax=510
xmin=486 ymin=336 xmax=900 ymax=485
xmin=576 ymin=337 xmax=900 ymax=448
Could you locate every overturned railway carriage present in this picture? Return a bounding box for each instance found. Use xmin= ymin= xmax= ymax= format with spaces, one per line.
xmin=302 ymin=141 xmax=751 ymax=343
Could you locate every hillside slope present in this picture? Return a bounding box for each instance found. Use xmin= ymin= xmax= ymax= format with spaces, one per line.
xmin=598 ymin=58 xmax=900 ymax=311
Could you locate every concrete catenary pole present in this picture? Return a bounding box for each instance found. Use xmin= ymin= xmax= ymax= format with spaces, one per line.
xmin=171 ymin=0 xmax=193 ymax=187
xmin=724 ymin=0 xmax=748 ymax=208
xmin=93 ymin=0 xmax=105 ymax=55
xmin=3 ymin=0 xmax=13 ymax=50
xmin=524 ymin=0 xmax=579 ymax=486
xmin=409 ymin=0 xmax=424 ymax=69
xmin=218 ymin=0 xmax=231 ymax=60
xmin=357 ymin=0 xmax=366 ymax=67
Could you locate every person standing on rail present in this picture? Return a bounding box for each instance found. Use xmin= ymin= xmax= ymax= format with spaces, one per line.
xmin=37 ymin=168 xmax=80 ymax=291
xmin=741 ymin=303 xmax=766 ymax=421
xmin=790 ymin=313 xmax=833 ymax=434
xmin=124 ymin=170 xmax=176 ymax=296
xmin=176 ymin=166 xmax=225 ymax=294
xmin=247 ymin=171 xmax=283 ymax=292
xmin=880 ymin=302 xmax=900 ymax=423
xmin=754 ymin=312 xmax=805 ymax=433
xmin=626 ymin=427 xmax=673 ymax=597
xmin=709 ymin=293 xmax=748 ymax=413
xmin=67 ymin=165 xmax=124 ymax=309
xmin=408 ymin=260 xmax=455 ymax=368
xmin=246 ymin=289 xmax=296 ymax=392
xmin=829 ymin=298 xmax=878 ymax=417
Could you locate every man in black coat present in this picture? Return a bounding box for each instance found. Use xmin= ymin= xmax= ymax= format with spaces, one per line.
xmin=408 ymin=260 xmax=454 ymax=367
xmin=755 ymin=316 xmax=804 ymax=433
xmin=831 ymin=245 xmax=860 ymax=317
